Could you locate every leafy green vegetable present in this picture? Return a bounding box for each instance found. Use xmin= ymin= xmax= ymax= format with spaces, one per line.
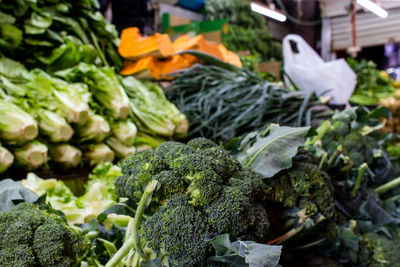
xmin=105 ymin=136 xmax=136 ymax=158
xmin=208 ymin=234 xmax=282 ymax=267
xmin=22 ymin=163 xmax=121 ymax=226
xmin=50 ymin=143 xmax=81 ymax=169
xmin=0 ymin=179 xmax=38 ymax=211
xmin=167 ymin=64 xmax=331 ymax=141
xmin=123 ymin=76 xmax=188 ymax=138
xmin=36 ymin=109 xmax=74 ymax=143
xmin=111 ymin=120 xmax=137 ymax=146
xmin=235 ymin=125 xmax=310 ymax=178
xmin=348 ymin=58 xmax=396 ymax=105
xmin=75 ymin=113 xmax=111 ymax=143
xmin=204 ymin=0 xmax=282 ymax=61
xmin=13 ymin=140 xmax=48 ymax=170
xmin=0 ymin=0 xmax=122 ymax=70
xmin=56 ymin=63 xmax=130 ymax=120
xmin=0 ymin=99 xmax=38 ymax=142
xmin=0 ymin=144 xmax=13 ymax=173
xmin=83 ymin=143 xmax=115 ymax=166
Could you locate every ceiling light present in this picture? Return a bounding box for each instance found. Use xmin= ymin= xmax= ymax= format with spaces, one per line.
xmin=356 ymin=0 xmax=388 ymax=18
xmin=250 ymin=2 xmax=287 ymax=22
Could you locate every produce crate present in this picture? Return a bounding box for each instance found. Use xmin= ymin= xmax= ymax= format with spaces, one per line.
xmin=258 ymin=61 xmax=281 ymax=81
xmin=162 ymin=13 xmax=228 ymax=43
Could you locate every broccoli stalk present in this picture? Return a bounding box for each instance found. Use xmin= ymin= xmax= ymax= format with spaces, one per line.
xmin=318 ymin=152 xmax=328 ymax=170
xmin=326 ymin=145 xmax=343 ymax=168
xmin=106 ymin=180 xmax=158 ymax=267
xmin=266 ymin=213 xmax=326 ymax=245
xmin=375 ymin=176 xmax=400 ymax=195
xmin=351 ymin=163 xmax=368 ymax=197
xmin=305 ymin=120 xmax=331 ymax=146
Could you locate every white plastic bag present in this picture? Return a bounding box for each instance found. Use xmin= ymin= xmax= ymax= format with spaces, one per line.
xmin=283 ymin=34 xmax=356 ymax=105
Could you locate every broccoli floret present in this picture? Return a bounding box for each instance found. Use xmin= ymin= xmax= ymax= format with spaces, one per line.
xmin=204 ymin=168 xmax=268 ymax=240
xmin=0 ymin=203 xmax=88 ymax=267
xmin=342 ymin=131 xmax=364 ymax=152
xmin=363 ymin=230 xmax=400 ymax=266
xmin=205 ymin=183 xmax=269 ymax=241
xmin=188 ymin=138 xmax=242 ymax=178
xmin=0 ymin=245 xmax=35 ymax=267
xmin=156 ymin=141 xmax=189 ymax=161
xmin=186 ymin=137 xmax=219 ymax=150
xmin=115 ymin=150 xmax=166 ymax=200
xmin=141 ymin=194 xmax=209 ymax=267
xmin=264 ymin=156 xmax=335 ymax=220
xmin=182 ymin=165 xmax=223 ymax=206
xmin=152 ymin=170 xmax=185 ymax=201
xmin=161 ymin=142 xmax=197 ymax=168
xmin=331 ymin=120 xmax=350 ymax=136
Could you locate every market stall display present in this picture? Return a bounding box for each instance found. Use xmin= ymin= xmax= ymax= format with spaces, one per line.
xmin=1 ymin=0 xmax=400 ymax=266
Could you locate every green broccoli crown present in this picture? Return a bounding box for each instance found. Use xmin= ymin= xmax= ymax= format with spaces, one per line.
xmin=331 ymin=120 xmax=350 ymax=136
xmin=141 ymin=194 xmax=209 ymax=267
xmin=0 ymin=203 xmax=88 ymax=267
xmin=115 ymin=139 xmax=242 ymax=206
xmin=114 ymin=138 xmax=269 ymax=266
xmin=363 ymin=229 xmax=400 ymax=266
xmin=187 ymin=137 xmax=242 ymax=178
xmin=115 ymin=150 xmax=166 ymax=200
xmin=264 ymin=152 xmax=335 ymax=220
xmin=205 ymin=174 xmax=269 ymax=241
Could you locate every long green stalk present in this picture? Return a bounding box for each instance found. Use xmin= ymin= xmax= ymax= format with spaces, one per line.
xmin=375 ymin=176 xmax=400 ymax=195
xmin=106 ymin=180 xmax=158 ymax=267
xmin=351 ymin=163 xmax=368 ymax=197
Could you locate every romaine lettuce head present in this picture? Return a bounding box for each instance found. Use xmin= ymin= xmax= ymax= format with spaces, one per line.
xmin=0 ymin=99 xmax=38 ymax=142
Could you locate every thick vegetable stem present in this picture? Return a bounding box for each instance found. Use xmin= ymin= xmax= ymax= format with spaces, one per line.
xmin=375 ymin=176 xmax=400 ymax=195
xmin=106 ymin=180 xmax=158 ymax=267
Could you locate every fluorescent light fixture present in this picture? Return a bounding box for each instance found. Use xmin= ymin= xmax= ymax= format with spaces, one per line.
xmin=357 ymin=0 xmax=388 ymax=18
xmin=250 ymin=2 xmax=287 ymax=22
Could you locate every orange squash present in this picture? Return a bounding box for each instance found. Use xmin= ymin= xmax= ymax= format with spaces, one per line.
xmin=120 ymin=57 xmax=155 ymax=79
xmin=217 ymin=44 xmax=242 ymax=68
xmin=119 ymin=27 xmax=175 ymax=60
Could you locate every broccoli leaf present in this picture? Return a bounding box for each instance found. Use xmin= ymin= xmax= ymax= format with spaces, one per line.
xmin=97 ymin=199 xmax=137 ymax=224
xmin=0 ymin=179 xmax=38 ymax=211
xmin=233 ymin=241 xmax=282 ymax=267
xmin=236 ymin=125 xmax=310 ymax=178
xmin=208 ymin=234 xmax=282 ymax=267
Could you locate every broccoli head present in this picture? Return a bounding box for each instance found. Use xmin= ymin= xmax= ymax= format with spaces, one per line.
xmin=205 ymin=175 xmax=269 ymax=241
xmin=264 ymin=152 xmax=335 ymax=221
xmin=187 ymin=137 xmax=242 ymax=178
xmin=113 ymin=138 xmax=269 ymax=266
xmin=0 ymin=203 xmax=88 ymax=267
xmin=115 ymin=150 xmax=166 ymax=201
xmin=362 ymin=230 xmax=400 ymax=266
xmin=141 ymin=194 xmax=209 ymax=267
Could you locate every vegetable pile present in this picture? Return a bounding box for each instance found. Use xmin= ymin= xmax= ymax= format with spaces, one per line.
xmin=205 ymin=0 xmax=282 ymax=61
xmin=0 ymin=0 xmax=122 ymax=71
xmin=348 ymin=58 xmax=396 ymax=105
xmin=0 ymin=56 xmax=187 ymax=173
xmin=0 ymin=202 xmax=89 ymax=266
xmin=167 ymin=64 xmax=332 ymax=141
xmin=1 ymin=104 xmax=400 ymax=266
